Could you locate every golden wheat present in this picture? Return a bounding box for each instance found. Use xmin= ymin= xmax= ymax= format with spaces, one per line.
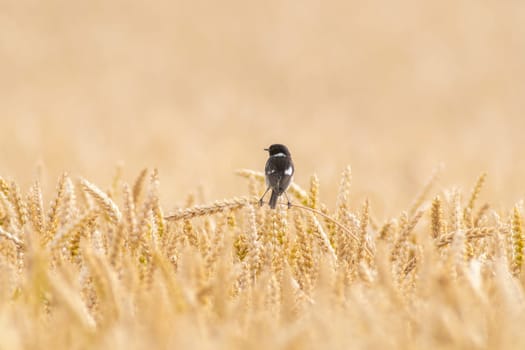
xmin=80 ymin=178 xmax=122 ymax=225
xmin=0 ymin=168 xmax=524 ymax=349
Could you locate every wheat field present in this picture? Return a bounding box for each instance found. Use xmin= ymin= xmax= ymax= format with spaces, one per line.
xmin=1 ymin=168 xmax=524 ymax=349
xmin=2 ymin=0 xmax=525 ymax=349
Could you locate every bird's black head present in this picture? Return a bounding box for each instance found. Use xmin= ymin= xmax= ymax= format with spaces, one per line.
xmin=265 ymin=144 xmax=291 ymax=157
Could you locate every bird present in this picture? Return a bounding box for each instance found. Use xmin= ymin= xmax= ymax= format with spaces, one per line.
xmin=259 ymin=144 xmax=294 ymax=209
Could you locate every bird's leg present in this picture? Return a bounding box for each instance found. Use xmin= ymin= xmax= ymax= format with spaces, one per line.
xmin=284 ymin=192 xmax=292 ymax=209
xmin=259 ymin=187 xmax=271 ymax=207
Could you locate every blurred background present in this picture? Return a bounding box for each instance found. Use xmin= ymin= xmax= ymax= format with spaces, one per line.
xmin=1 ymin=0 xmax=524 ymax=217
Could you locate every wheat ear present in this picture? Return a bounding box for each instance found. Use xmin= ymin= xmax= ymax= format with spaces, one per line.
xmin=436 ymin=227 xmax=496 ymax=248
xmin=430 ymin=196 xmax=443 ymax=240
xmin=80 ymin=178 xmax=121 ymax=225
xmin=44 ymin=173 xmax=68 ymax=245
xmin=132 ymin=168 xmax=148 ymax=204
xmin=335 ymin=166 xmax=352 ymax=219
xmin=511 ymin=205 xmax=524 ymax=276
xmin=10 ymin=181 xmax=28 ymax=230
xmin=0 ymin=177 xmax=9 ymax=198
xmin=122 ymin=183 xmax=138 ymax=246
xmin=165 ymin=197 xmax=255 ymax=221
xmin=390 ymin=210 xmax=424 ymax=263
xmin=356 ymin=199 xmax=371 ymax=264
xmin=0 ymin=226 xmax=24 ymax=249
xmin=466 ymin=172 xmax=487 ymax=215
xmin=464 ymin=172 xmax=487 ymax=226
xmin=308 ymin=174 xmax=320 ymax=209
xmin=28 ymin=181 xmax=45 ymax=239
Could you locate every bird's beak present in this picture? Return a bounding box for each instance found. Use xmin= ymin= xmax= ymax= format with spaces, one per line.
xmin=264 ymin=148 xmax=269 ymax=151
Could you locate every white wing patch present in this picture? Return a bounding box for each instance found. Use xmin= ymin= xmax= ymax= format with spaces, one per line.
xmin=271 ymin=153 xmax=286 ymax=157
xmin=284 ymin=166 xmax=293 ymax=176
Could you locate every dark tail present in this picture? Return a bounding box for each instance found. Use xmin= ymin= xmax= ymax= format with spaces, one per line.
xmin=269 ymin=190 xmax=279 ymax=209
